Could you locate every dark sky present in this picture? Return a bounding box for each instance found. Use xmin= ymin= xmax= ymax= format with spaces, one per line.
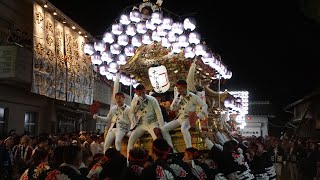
xmin=49 ymin=0 xmax=320 ymax=112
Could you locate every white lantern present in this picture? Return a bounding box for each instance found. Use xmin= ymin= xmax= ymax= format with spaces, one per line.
xmin=84 ymin=43 xmax=94 ymax=55
xmin=103 ymin=32 xmax=115 ymax=44
xmin=202 ymin=52 xmax=214 ymax=64
xmin=194 ymin=44 xmax=206 ymax=56
xmin=171 ymin=43 xmax=182 ymax=54
xmin=136 ymin=22 xmax=147 ymax=34
xmin=146 ymin=20 xmax=157 ymax=31
xmin=225 ymin=71 xmax=232 ymax=79
xmin=120 ymin=75 xmax=131 ymax=86
xmin=94 ymin=41 xmax=106 ymax=52
xmin=125 ymin=25 xmax=136 ymax=37
xmin=162 ymin=17 xmax=173 ymax=30
xmin=117 ymin=34 xmax=129 ymax=46
xmin=178 ymin=34 xmax=189 ymax=47
xmin=171 ymin=23 xmax=184 ymax=35
xmin=167 ymin=31 xmax=177 ymax=42
xmin=132 ymin=35 xmax=142 ymax=47
xmin=188 ymin=32 xmax=201 ymax=44
xmin=148 ymin=65 xmax=170 ymax=93
xmin=124 ymin=45 xmax=135 ymax=57
xmin=183 ymin=18 xmax=196 ymax=31
xmin=161 ymin=37 xmax=171 ymax=48
xmin=142 ymin=34 xmax=152 ymax=44
xmin=101 ymin=51 xmax=113 ymax=64
xmin=108 ymin=62 xmax=119 ymax=73
xmin=157 ymin=25 xmax=167 ymax=37
xmin=132 ymin=80 xmax=139 ymax=88
xmin=91 ymin=54 xmax=102 ymax=65
xmin=184 ymin=46 xmax=195 ymax=58
xmin=116 ymin=54 xmax=127 ymax=65
xmin=105 ymin=72 xmax=115 ymax=80
xmin=151 ymin=11 xmax=163 ymax=25
xmin=99 ymin=65 xmax=108 ymax=76
xmin=130 ymin=10 xmax=141 ymax=23
xmin=152 ymin=31 xmax=161 ymax=42
xmin=120 ymin=14 xmax=131 ymax=25
xmin=112 ymin=24 xmax=123 ymax=35
xmin=110 ymin=43 xmax=121 ymax=55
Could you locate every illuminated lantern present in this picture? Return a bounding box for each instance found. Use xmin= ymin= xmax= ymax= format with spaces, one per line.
xmin=136 ymin=22 xmax=147 ymax=34
xmin=151 ymin=11 xmax=163 ymax=25
xmin=120 ymin=74 xmax=131 ymax=86
xmin=130 ymin=10 xmax=141 ymax=23
xmin=178 ymin=34 xmax=189 ymax=47
xmin=168 ymin=31 xmax=177 ymax=42
xmin=183 ymin=18 xmax=196 ymax=31
xmin=201 ymin=52 xmax=214 ymax=64
xmin=171 ymin=43 xmax=182 ymax=54
xmin=99 ymin=65 xmax=108 ymax=76
xmin=94 ymin=41 xmax=106 ymax=52
xmin=84 ymin=43 xmax=94 ymax=55
xmin=146 ymin=20 xmax=157 ymax=31
xmin=132 ymin=35 xmax=142 ymax=47
xmin=152 ymin=31 xmax=161 ymax=42
xmin=112 ymin=24 xmax=123 ymax=35
xmin=103 ymin=32 xmax=115 ymax=44
xmin=125 ymin=25 xmax=136 ymax=36
xmin=148 ymin=65 xmax=170 ymax=93
xmin=161 ymin=37 xmax=171 ymax=48
xmin=116 ymin=54 xmax=127 ymax=65
xmin=105 ymin=72 xmax=115 ymax=80
xmin=194 ymin=44 xmax=206 ymax=56
xmin=110 ymin=43 xmax=121 ymax=55
xmin=120 ymin=14 xmax=131 ymax=25
xmin=189 ymin=32 xmax=201 ymax=45
xmin=118 ymin=34 xmax=129 ymax=46
xmin=101 ymin=51 xmax=113 ymax=64
xmin=157 ymin=25 xmax=167 ymax=37
xmin=108 ymin=62 xmax=119 ymax=73
xmin=162 ymin=17 xmax=173 ymax=30
xmin=142 ymin=34 xmax=152 ymax=44
xmin=91 ymin=54 xmax=102 ymax=65
xmin=184 ymin=46 xmax=195 ymax=58
xmin=124 ymin=45 xmax=135 ymax=57
xmin=171 ymin=22 xmax=184 ymax=35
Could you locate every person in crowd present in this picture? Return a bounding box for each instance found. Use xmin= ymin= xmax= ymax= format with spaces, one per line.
xmin=127 ymin=84 xmax=164 ymax=157
xmin=303 ymin=141 xmax=319 ymax=179
xmin=285 ymin=141 xmax=298 ymax=180
xmin=268 ymin=138 xmax=284 ymax=179
xmin=20 ymin=147 xmax=50 ymax=179
xmin=93 ymin=92 xmax=131 ymax=153
xmin=120 ymin=147 xmax=148 ymax=180
xmin=141 ymin=138 xmax=176 ymax=180
xmin=13 ymin=135 xmax=34 ymax=174
xmin=183 ymin=147 xmax=213 ymax=180
xmin=248 ymin=143 xmax=269 ymax=180
xmin=152 ymin=92 xmax=170 ymax=123
xmin=162 ymin=80 xmax=207 ymax=151
xmin=79 ymin=148 xmax=93 ymax=177
xmin=89 ymin=135 xmax=102 ymax=156
xmin=82 ymin=135 xmax=93 ymax=150
xmin=254 ymin=140 xmax=276 ymax=180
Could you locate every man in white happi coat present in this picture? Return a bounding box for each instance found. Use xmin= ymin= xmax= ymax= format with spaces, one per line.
xmin=93 ymin=92 xmax=130 ymax=152
xmin=161 ymin=80 xmax=208 ymax=149
xmin=127 ymin=84 xmax=164 ymax=154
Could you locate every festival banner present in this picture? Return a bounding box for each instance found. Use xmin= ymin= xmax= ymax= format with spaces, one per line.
xmin=55 ymin=20 xmax=66 ymax=101
xmin=64 ymin=26 xmax=76 ymax=102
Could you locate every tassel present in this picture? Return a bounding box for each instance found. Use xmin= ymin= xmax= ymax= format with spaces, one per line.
xmin=187 ymin=59 xmax=197 ymax=93
xmin=110 ymin=73 xmax=120 ymax=108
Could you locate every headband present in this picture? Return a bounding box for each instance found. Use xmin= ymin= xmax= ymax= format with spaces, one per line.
xmin=152 ymin=145 xmax=171 ymax=160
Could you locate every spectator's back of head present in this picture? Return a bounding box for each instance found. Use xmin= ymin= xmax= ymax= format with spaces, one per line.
xmin=63 ymin=145 xmax=82 ymax=168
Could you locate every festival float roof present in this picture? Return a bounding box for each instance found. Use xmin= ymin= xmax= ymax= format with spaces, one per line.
xmin=84 ymin=1 xmax=232 ymax=91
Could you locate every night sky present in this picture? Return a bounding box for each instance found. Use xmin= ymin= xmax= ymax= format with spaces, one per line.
xmin=48 ymin=0 xmax=320 ymax=114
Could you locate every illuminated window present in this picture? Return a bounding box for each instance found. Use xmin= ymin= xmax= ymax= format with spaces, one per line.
xmin=24 ymin=112 xmax=37 ymax=135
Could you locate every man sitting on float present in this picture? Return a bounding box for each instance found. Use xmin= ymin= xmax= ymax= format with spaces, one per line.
xmin=161 ymin=80 xmax=208 ymax=151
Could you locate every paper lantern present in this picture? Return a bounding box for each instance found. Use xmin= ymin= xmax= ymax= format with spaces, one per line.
xmin=91 ymin=54 xmax=102 ymax=65
xmin=162 ymin=17 xmax=173 ymax=30
xmin=151 ymin=11 xmax=163 ymax=25
xmin=194 ymin=44 xmax=206 ymax=56
xmin=188 ymin=32 xmax=201 ymax=45
xmin=136 ymin=22 xmax=147 ymax=34
xmin=103 ymin=32 xmax=115 ymax=44
xmin=124 ymin=45 xmax=135 ymax=57
xmin=184 ymin=46 xmax=195 ymax=58
xmin=116 ymin=54 xmax=127 ymax=65
xmin=112 ymin=24 xmax=123 ymax=35
xmin=105 ymin=72 xmax=115 ymax=80
xmin=183 ymin=18 xmax=196 ymax=31
xmin=94 ymin=41 xmax=106 ymax=52
xmin=201 ymin=52 xmax=214 ymax=64
xmin=108 ymin=62 xmax=119 ymax=73
xmin=142 ymin=34 xmax=152 ymax=44
xmin=84 ymin=43 xmax=94 ymax=55
xmin=101 ymin=51 xmax=113 ymax=64
xmin=99 ymin=65 xmax=108 ymax=76
xmin=120 ymin=14 xmax=131 ymax=25
xmin=118 ymin=34 xmax=129 ymax=46
xmin=161 ymin=37 xmax=171 ymax=48
xmin=146 ymin=20 xmax=157 ymax=31
xmin=157 ymin=25 xmax=167 ymax=37
xmin=132 ymin=35 xmax=142 ymax=47
xmin=152 ymin=31 xmax=161 ymax=42
xmin=125 ymin=25 xmax=136 ymax=36
xmin=148 ymin=65 xmax=170 ymax=93
xmin=178 ymin=34 xmax=189 ymax=47
xmin=171 ymin=23 xmax=184 ymax=35
xmin=130 ymin=10 xmax=141 ymax=23
xmin=110 ymin=43 xmax=121 ymax=55
xmin=168 ymin=31 xmax=177 ymax=42
xmin=171 ymin=43 xmax=182 ymax=54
